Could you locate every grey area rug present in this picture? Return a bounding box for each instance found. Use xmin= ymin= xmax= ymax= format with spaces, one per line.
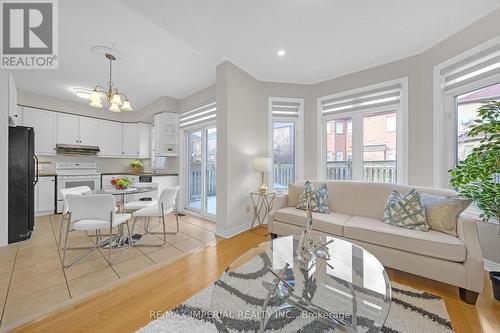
xmin=137 ymin=254 xmax=454 ymax=333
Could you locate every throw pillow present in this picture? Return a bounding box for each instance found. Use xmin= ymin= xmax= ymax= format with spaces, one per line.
xmin=382 ymin=189 xmax=429 ymax=231
xmin=287 ymin=184 xmax=303 ymax=207
xmin=296 ymin=181 xmax=330 ymax=214
xmin=420 ymin=193 xmax=472 ymax=236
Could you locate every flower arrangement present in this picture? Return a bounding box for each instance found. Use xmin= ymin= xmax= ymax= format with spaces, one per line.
xmin=111 ymin=177 xmax=130 ymax=190
xmin=130 ymin=159 xmax=143 ymax=173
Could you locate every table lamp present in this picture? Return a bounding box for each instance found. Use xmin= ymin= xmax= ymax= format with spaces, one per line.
xmin=253 ymin=157 xmax=272 ymax=194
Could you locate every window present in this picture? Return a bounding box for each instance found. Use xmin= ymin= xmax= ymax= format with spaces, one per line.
xmin=456 ymin=82 xmax=500 ymax=162
xmin=319 ymin=78 xmax=408 ymax=183
xmin=270 ymin=97 xmax=304 ymax=189
xmin=335 ymin=121 xmax=344 ymax=134
xmin=433 ymin=38 xmax=500 ymax=188
xmin=385 ymin=115 xmax=396 ymax=132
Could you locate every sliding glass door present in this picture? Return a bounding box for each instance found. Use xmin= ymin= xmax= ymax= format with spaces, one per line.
xmin=186 ymin=126 xmax=217 ymax=217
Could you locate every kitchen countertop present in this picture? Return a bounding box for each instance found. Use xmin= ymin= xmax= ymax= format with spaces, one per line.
xmin=38 ymin=173 xmax=57 ymax=177
xmin=100 ymin=172 xmax=178 ymax=176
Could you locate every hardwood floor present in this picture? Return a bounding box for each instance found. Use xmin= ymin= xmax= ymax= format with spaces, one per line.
xmin=9 ymin=227 xmax=500 ymax=333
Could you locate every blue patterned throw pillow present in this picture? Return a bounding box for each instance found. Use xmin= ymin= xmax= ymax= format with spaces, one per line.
xmin=296 ymin=181 xmax=330 ymax=214
xmin=382 ymin=189 xmax=429 ymax=231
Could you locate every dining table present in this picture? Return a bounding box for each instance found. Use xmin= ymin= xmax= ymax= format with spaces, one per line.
xmin=84 ymin=186 xmax=157 ymax=247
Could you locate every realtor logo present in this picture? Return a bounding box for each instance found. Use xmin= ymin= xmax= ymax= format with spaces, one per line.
xmin=1 ymin=0 xmax=58 ymax=69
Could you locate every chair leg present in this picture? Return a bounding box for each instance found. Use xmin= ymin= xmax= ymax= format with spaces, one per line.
xmin=61 ymin=216 xmax=71 ymax=267
xmin=58 ymin=213 xmax=65 ymax=248
xmin=131 ymin=217 xmax=137 ymax=234
xmin=108 ymin=217 xmax=113 ymax=265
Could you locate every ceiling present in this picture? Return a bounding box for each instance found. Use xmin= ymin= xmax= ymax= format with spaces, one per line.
xmin=12 ymin=0 xmax=500 ymax=111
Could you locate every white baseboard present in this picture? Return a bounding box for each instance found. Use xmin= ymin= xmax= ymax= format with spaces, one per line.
xmin=484 ymin=259 xmax=500 ymax=272
xmin=215 ymin=221 xmax=253 ymax=239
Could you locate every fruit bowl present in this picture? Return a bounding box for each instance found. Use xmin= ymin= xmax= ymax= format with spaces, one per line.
xmin=111 ymin=177 xmax=130 ymax=190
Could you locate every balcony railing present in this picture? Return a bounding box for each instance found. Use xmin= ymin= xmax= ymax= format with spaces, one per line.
xmin=189 ymin=164 xmax=216 ymax=202
xmin=272 ymin=160 xmax=397 ymax=189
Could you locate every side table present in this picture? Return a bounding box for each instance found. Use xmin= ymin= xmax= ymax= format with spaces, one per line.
xmin=249 ymin=191 xmax=276 ymax=231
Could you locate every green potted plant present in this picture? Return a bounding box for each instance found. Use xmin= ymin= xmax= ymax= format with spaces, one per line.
xmin=130 ymin=159 xmax=143 ymax=173
xmin=449 ymin=100 xmax=500 ymax=301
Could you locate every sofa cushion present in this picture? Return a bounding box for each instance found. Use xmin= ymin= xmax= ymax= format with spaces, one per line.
xmin=296 ymin=181 xmax=330 ymax=214
xmin=382 ymin=189 xmax=429 ymax=231
xmin=344 ymin=216 xmax=466 ymax=262
xmin=273 ymin=207 xmax=351 ymax=236
xmin=287 ymin=184 xmax=303 ymax=207
xmin=420 ymin=193 xmax=471 ymax=236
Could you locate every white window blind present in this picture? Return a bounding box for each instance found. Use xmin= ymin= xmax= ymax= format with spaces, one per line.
xmin=271 ymin=100 xmax=301 ymax=118
xmin=441 ymin=44 xmax=500 ymax=92
xmin=179 ymin=101 xmax=216 ymax=128
xmin=320 ymin=85 xmax=401 ymax=116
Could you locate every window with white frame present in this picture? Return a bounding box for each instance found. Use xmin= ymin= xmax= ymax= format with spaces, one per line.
xmin=434 ymin=38 xmax=500 ymax=189
xmin=269 ymin=97 xmax=304 ymax=190
xmin=318 ymin=78 xmax=408 ymax=184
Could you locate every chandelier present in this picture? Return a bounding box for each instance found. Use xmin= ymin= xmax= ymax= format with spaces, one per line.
xmin=73 ymin=48 xmax=132 ymax=112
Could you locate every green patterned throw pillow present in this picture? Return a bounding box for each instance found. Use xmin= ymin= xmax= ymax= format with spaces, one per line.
xmin=382 ymin=189 xmax=429 ymax=231
xmin=296 ymin=181 xmax=330 ymax=214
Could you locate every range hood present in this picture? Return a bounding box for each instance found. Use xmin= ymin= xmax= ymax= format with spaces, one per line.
xmin=56 ymin=144 xmax=100 ymax=156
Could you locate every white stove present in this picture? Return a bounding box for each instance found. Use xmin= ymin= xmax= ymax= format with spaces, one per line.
xmin=56 ymin=162 xmax=101 ymax=213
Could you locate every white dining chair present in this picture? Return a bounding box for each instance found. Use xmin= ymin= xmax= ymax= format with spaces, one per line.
xmin=58 ymin=186 xmax=91 ymax=248
xmin=131 ymin=186 xmax=180 ymax=247
xmin=63 ymin=194 xmax=132 ymax=268
xmin=124 ymin=182 xmax=159 ymax=211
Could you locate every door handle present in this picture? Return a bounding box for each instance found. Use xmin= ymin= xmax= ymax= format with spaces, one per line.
xmin=34 ymin=155 xmax=39 ymax=185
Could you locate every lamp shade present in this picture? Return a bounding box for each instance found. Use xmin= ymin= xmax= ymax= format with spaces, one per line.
xmin=253 ymin=157 xmax=272 ymax=173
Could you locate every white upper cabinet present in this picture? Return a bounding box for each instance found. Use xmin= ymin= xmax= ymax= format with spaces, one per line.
xmin=56 ymin=114 xmax=98 ymax=146
xmin=78 ymin=116 xmax=98 ymax=146
xmin=22 ymin=107 xmax=56 ymax=155
xmin=138 ymin=123 xmax=151 ymax=159
xmin=56 ymin=113 xmax=79 ymax=144
xmin=153 ymin=112 xmax=178 ymax=156
xmin=98 ymin=120 xmax=123 ymax=157
xmin=122 ymin=123 xmax=140 ymax=157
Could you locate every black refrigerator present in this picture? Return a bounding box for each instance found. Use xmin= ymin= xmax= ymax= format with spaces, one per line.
xmin=8 ymin=126 xmax=37 ymax=243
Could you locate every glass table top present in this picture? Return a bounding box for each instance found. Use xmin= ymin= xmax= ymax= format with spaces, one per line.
xmin=85 ymin=187 xmax=157 ymax=195
xmin=211 ymin=235 xmax=391 ymax=332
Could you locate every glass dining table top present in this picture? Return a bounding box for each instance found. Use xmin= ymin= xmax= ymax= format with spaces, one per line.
xmin=211 ymin=235 xmax=391 ymax=332
xmin=84 ymin=187 xmax=157 ymax=195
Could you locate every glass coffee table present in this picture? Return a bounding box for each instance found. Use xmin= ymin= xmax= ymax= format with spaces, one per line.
xmin=211 ymin=235 xmax=391 ymax=332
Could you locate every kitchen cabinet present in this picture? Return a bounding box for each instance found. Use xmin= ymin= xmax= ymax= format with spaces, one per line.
xmin=78 ymin=116 xmax=98 ymax=146
xmin=56 ymin=114 xmax=98 ymax=146
xmin=22 ymin=107 xmax=56 ymax=155
xmin=152 ymin=175 xmax=178 ymax=197
xmin=98 ymin=120 xmax=123 ymax=157
xmin=153 ymin=113 xmax=178 ymax=157
xmin=35 ymin=176 xmax=55 ymax=215
xmin=122 ymin=123 xmax=140 ymax=157
xmin=56 ymin=113 xmax=79 ymax=144
xmin=138 ymin=123 xmax=151 ymax=159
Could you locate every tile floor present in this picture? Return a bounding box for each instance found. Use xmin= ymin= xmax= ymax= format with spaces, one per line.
xmin=0 ymin=213 xmax=218 ymax=328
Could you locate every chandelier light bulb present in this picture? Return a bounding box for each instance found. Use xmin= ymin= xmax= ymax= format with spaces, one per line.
xmin=89 ymin=98 xmax=103 ymax=108
xmin=121 ymin=100 xmax=132 ymax=111
xmin=110 ymin=93 xmax=123 ymax=105
xmin=89 ymin=89 xmax=101 ymax=102
xmin=109 ymin=103 xmax=121 ymax=112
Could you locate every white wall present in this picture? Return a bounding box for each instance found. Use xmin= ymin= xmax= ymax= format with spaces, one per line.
xmin=0 ymin=71 xmax=10 ymax=246
xmin=215 ymin=62 xmax=265 ymax=237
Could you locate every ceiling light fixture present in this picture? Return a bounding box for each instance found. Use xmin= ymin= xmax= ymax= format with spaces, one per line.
xmin=72 ymin=88 xmax=92 ymax=99
xmin=277 ymin=49 xmax=286 ymax=57
xmin=74 ymin=47 xmax=132 ymax=112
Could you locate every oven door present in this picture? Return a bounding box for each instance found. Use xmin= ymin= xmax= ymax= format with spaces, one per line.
xmin=56 ymin=175 xmax=101 ymax=213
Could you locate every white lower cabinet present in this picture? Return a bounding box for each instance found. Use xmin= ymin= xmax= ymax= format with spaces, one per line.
xmin=35 ymin=176 xmax=55 ymax=216
xmin=152 ymin=176 xmax=178 ymax=197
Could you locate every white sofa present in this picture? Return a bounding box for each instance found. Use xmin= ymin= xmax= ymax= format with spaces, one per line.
xmin=269 ymin=180 xmax=484 ymax=304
